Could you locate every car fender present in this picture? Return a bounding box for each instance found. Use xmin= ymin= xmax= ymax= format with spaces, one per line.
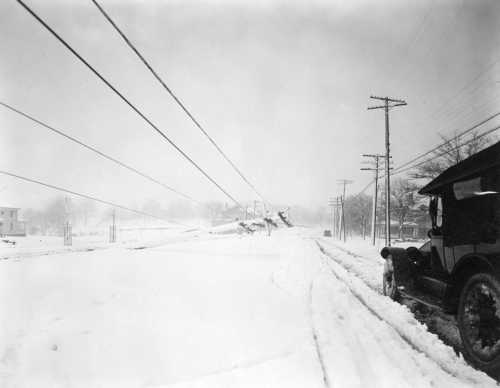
xmin=451 ymin=253 xmax=497 ymax=280
xmin=381 ymin=247 xmax=414 ymax=292
xmin=442 ymin=253 xmax=498 ymax=312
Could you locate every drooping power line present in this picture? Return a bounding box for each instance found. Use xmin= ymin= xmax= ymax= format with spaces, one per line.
xmin=16 ymin=0 xmax=242 ymax=208
xmin=91 ymin=0 xmax=267 ymax=204
xmin=0 ymin=101 xmax=199 ymax=204
xmin=0 ymin=169 xmax=189 ymax=226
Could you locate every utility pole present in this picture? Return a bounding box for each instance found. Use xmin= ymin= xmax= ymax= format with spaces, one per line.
xmin=336 ymin=180 xmax=353 ymax=242
xmin=361 ymin=154 xmax=384 ymax=246
xmin=109 ymin=209 xmax=116 ymax=243
xmin=336 ymin=196 xmax=341 ymax=239
xmin=328 ymin=199 xmax=334 ymax=236
xmin=368 ymin=96 xmax=407 ymax=246
xmin=63 ymin=197 xmax=72 ymax=246
xmin=328 ymin=197 xmax=341 ymax=237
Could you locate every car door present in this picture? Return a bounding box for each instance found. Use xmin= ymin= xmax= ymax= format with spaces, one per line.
xmin=430 ymin=196 xmax=450 ymax=273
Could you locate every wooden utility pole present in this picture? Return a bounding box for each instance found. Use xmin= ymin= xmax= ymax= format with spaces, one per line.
xmin=328 ymin=199 xmax=334 ymax=236
xmin=361 ymin=154 xmax=385 ymax=245
xmin=328 ymin=197 xmax=341 ymax=237
xmin=63 ymin=197 xmax=72 ymax=246
xmin=368 ymin=96 xmax=407 ymax=246
xmin=337 ymin=180 xmax=353 ymax=242
xmin=336 ymin=196 xmax=342 ymax=240
xmin=109 ymin=209 xmax=116 ymax=243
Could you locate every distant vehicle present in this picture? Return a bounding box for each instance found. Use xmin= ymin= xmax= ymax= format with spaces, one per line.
xmin=381 ymin=141 xmax=500 ymax=377
xmin=323 ymin=230 xmax=332 ymax=237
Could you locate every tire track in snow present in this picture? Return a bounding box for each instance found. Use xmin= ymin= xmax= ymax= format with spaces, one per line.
xmin=315 ymin=241 xmax=380 ymax=293
xmin=316 ymin=239 xmax=465 ymax=360
xmin=315 ymin=242 xmax=497 ymax=387
xmin=158 ymin=349 xmax=298 ymax=387
xmin=308 ymin=280 xmax=331 ymax=388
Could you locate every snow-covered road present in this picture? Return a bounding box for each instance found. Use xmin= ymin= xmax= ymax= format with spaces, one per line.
xmin=0 ymin=229 xmax=497 ymax=387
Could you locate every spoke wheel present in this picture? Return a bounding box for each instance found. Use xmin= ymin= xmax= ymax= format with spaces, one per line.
xmin=383 ymin=257 xmax=399 ymax=301
xmin=458 ymin=272 xmax=500 ymax=376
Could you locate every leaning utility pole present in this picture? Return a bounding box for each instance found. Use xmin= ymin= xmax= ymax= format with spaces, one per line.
xmin=368 ymin=96 xmax=407 ymax=246
xmin=361 ymin=154 xmax=384 ymax=245
xmin=337 ymin=180 xmax=353 ymax=242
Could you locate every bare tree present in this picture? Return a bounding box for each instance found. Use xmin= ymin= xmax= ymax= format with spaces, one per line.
xmin=344 ymin=194 xmax=371 ymax=237
xmin=390 ymin=179 xmax=419 ymax=239
xmin=411 ymin=131 xmax=495 ymax=180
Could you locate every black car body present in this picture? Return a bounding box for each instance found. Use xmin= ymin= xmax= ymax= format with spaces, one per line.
xmin=381 ymin=141 xmax=500 ymax=376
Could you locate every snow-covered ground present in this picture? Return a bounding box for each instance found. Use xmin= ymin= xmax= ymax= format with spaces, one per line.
xmin=0 ymin=228 xmax=496 ymax=387
xmin=315 ymin=235 xmax=463 ymax=355
xmin=0 ymin=227 xmax=212 ymax=261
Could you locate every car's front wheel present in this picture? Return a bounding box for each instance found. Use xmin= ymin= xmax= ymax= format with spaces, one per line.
xmin=457 ymin=272 xmax=500 ymax=378
xmin=383 ymin=256 xmax=399 ymax=301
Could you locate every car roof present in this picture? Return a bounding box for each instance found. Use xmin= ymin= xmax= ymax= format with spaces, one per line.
xmin=419 ymin=140 xmax=500 ymax=195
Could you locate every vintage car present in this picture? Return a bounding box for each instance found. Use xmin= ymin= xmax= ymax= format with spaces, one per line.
xmin=381 ymin=141 xmax=500 ymax=376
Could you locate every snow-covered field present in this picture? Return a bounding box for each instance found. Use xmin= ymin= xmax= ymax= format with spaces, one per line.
xmin=0 ymin=228 xmax=497 ymax=387
xmin=0 ymin=228 xmax=198 ymax=260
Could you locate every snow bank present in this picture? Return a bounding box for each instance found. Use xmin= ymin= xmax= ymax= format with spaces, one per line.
xmin=314 ymin=246 xmax=496 ymax=386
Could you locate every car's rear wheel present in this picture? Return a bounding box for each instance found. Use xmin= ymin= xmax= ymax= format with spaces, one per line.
xmin=458 ymin=272 xmax=500 ymax=378
xmin=383 ymin=256 xmax=399 ymax=301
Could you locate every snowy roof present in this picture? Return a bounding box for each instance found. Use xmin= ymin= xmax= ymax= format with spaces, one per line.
xmin=0 ymin=206 xmax=20 ymax=210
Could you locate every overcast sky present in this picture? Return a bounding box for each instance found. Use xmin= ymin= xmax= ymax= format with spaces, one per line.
xmin=1 ymin=0 xmax=499 ymax=213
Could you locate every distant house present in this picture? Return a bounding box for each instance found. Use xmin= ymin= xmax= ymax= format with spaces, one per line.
xmin=375 ymin=219 xmax=428 ymax=240
xmin=0 ymin=206 xmax=26 ymax=237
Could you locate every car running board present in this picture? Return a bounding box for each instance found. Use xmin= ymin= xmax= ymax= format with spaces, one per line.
xmin=398 ymin=287 xmax=444 ymax=311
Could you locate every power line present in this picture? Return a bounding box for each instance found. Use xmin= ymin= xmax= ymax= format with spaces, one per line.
xmin=392 ymin=0 xmax=435 ymax=87
xmin=431 ymin=87 xmax=500 ymax=136
xmin=0 ymin=101 xmax=198 ymax=204
xmin=391 ymin=123 xmax=500 ymax=177
xmin=355 ymin=113 xmax=500 ymax=207
xmin=0 ymin=170 xmax=189 ymax=226
xmin=427 ymin=75 xmax=496 ymax=126
xmin=398 ymin=0 xmax=465 ymax=93
xmin=351 ymin=124 xmax=498 ymax=240
xmin=391 ymin=111 xmax=500 ymax=174
xmin=349 ymin=179 xmax=375 ymax=201
xmin=90 ymin=0 xmax=267 ymax=204
xmin=404 ymin=56 xmax=499 ymax=133
xmin=16 ymin=0 xmax=242 ymax=208
xmin=428 ymin=57 xmax=500 ymax=121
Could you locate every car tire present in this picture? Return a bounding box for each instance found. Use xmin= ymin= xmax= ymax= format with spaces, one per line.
xmin=383 ymin=256 xmax=400 ymax=301
xmin=457 ymin=272 xmax=500 ymax=378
